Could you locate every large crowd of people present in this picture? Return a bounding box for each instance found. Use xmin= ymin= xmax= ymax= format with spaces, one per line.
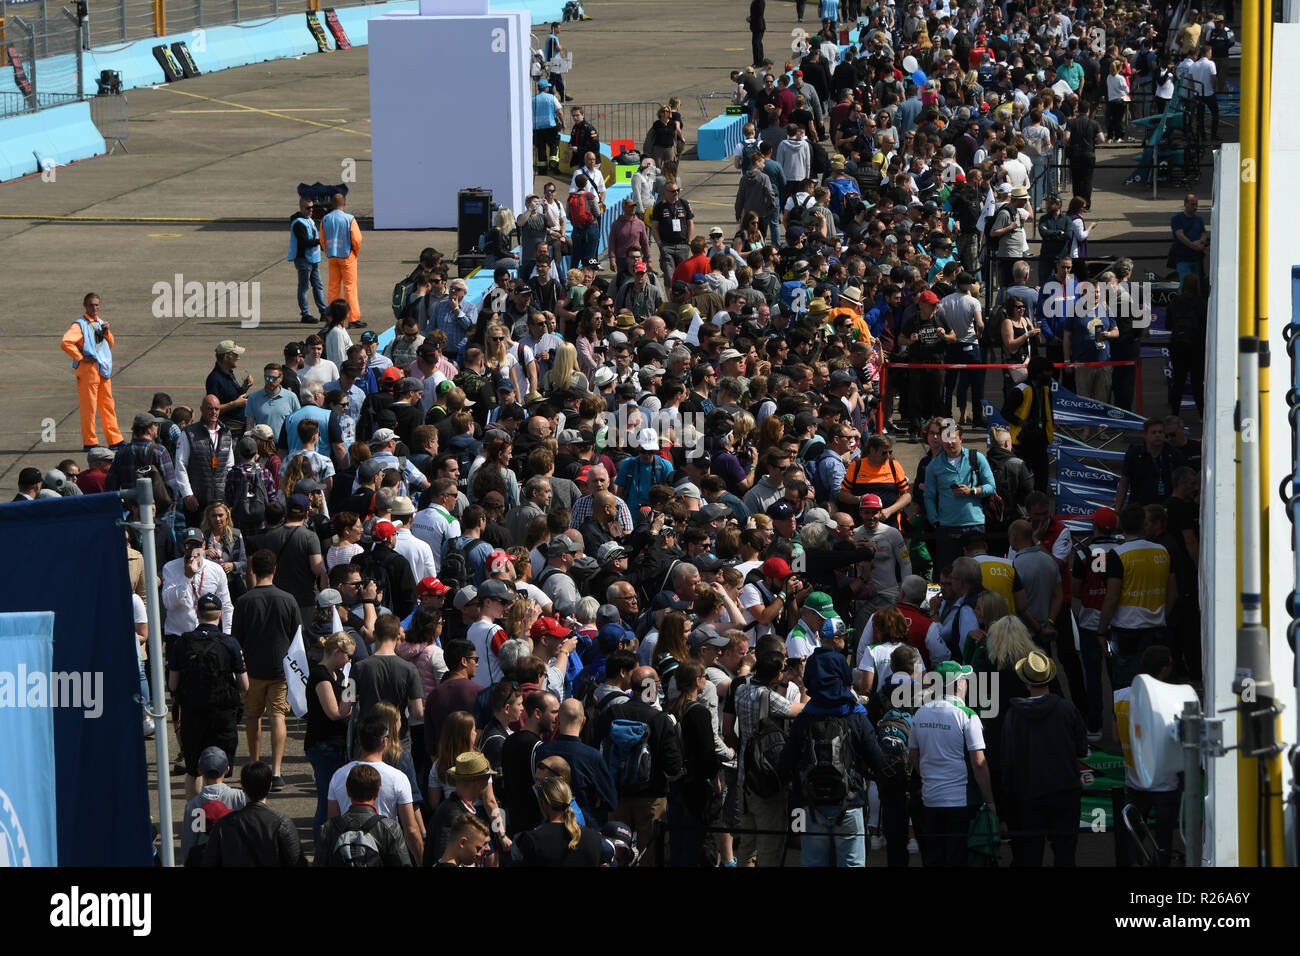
xmin=12 ymin=0 xmax=1220 ymax=867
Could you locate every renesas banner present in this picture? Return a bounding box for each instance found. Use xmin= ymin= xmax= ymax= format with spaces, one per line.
xmin=1055 ymin=449 xmax=1121 ymax=491
xmin=1049 ymin=382 xmax=1146 ymax=430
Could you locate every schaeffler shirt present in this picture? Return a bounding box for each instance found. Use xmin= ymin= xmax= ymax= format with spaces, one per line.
xmin=909 ymin=695 xmax=986 ymax=808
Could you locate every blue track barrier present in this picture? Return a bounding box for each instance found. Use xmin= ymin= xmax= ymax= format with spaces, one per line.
xmin=0 ymin=100 xmax=106 ymax=182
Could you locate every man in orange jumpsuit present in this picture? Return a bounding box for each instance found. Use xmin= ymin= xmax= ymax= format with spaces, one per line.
xmin=61 ymin=291 xmax=124 ymax=449
xmin=321 ymin=192 xmax=365 ymax=328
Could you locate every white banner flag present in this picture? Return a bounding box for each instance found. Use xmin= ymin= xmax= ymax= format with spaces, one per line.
xmin=283 ymin=626 xmax=310 ymax=718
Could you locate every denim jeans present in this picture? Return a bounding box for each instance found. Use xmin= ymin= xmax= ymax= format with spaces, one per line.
xmin=1175 ymin=260 xmax=1201 ymax=281
xmin=306 ymin=741 xmax=347 ymax=846
xmin=295 ymin=258 xmax=327 ymax=318
xmin=800 ymin=804 xmax=866 ymax=867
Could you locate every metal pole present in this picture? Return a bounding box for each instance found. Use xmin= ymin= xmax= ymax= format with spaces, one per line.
xmin=1181 ymin=702 xmax=1203 ymax=867
xmin=132 ymin=476 xmax=176 ymax=868
xmin=64 ymin=9 xmax=82 ymax=98
xmin=38 ymin=0 xmax=47 ymax=56
xmin=121 ymin=0 xmax=127 ymax=42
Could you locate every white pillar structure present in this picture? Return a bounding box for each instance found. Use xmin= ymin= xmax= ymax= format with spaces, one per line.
xmin=369 ymin=0 xmax=532 ymax=229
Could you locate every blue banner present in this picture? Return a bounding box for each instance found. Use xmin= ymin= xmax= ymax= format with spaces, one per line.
xmin=1055 ymin=435 xmax=1129 ymax=461
xmin=1054 ymin=448 xmax=1121 ymax=490
xmin=1050 ymin=381 xmax=1146 ymax=430
xmin=0 ymin=611 xmax=57 ymax=867
xmin=0 ymin=494 xmax=151 ymax=865
xmin=1054 ymin=480 xmax=1115 ymax=515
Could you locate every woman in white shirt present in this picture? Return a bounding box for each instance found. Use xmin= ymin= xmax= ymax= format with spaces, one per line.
xmin=323 ymin=302 xmax=353 ymax=368
xmin=1105 ymin=60 xmax=1131 ymax=141
xmin=1066 ymin=195 xmax=1093 ymax=260
xmin=482 ymin=319 xmax=537 ymax=400
xmin=541 ymin=185 xmax=570 ymax=272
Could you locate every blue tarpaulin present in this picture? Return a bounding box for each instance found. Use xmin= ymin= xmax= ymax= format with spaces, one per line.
xmin=0 ymin=493 xmax=152 ymax=866
xmin=0 ymin=611 xmax=57 ymax=866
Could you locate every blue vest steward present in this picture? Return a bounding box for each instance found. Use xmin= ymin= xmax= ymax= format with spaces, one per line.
xmin=321 ymin=210 xmax=355 ymax=258
xmin=288 ymin=215 xmax=322 ymax=264
xmin=74 ymin=316 xmax=113 ymax=378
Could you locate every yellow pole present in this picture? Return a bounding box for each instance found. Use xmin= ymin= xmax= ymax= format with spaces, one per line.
xmin=1255 ymin=3 xmax=1287 ymax=871
xmin=1236 ymin=0 xmax=1260 ymax=867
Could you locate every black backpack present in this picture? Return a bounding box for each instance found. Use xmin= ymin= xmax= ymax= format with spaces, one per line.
xmin=743 ymin=686 xmax=789 ymax=797
xmin=178 ymin=630 xmax=238 ymax=712
xmin=229 ymin=464 xmax=270 ymax=532
xmin=797 ymin=715 xmax=856 ymax=808
xmin=874 ymin=708 xmax=913 ymax=787
xmin=129 ymin=441 xmax=175 ymax=512
xmin=440 ymin=537 xmax=477 ymax=592
xmin=326 ymin=813 xmax=385 ymax=867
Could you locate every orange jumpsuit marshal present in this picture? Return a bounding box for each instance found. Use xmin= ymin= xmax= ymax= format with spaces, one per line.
xmin=322 ymin=192 xmax=364 ymax=326
xmin=61 ymin=292 xmax=124 ymax=448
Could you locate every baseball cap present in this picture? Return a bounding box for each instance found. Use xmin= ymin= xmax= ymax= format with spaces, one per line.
xmin=597 ymin=622 xmax=633 ymax=650
xmin=596 ymin=604 xmax=622 ymax=628
xmin=1092 ymin=507 xmax=1119 ymax=530
xmin=688 ymin=624 xmax=730 ymax=649
xmin=284 ymin=341 xmax=305 ymax=357
xmin=765 ymin=500 xmax=796 ymax=521
xmin=316 ymin=588 xmax=343 ymax=608
xmin=131 ymin=412 xmax=157 ymax=431
xmin=360 ymin=330 xmax=379 ymax=344
xmin=358 ymin=459 xmax=384 ymax=482
xmin=196 ymin=593 xmax=223 ymax=613
xmin=452 ymin=585 xmax=479 ymax=610
xmin=530 ymin=616 xmax=571 ymax=640
xmin=294 ymin=477 xmax=324 ymax=495
xmin=997 ymin=182 xmax=1013 ymax=194
xmin=596 ymin=541 xmax=627 ymax=563
xmin=719 ymin=348 xmax=744 ymax=364
xmin=860 ymin=493 xmax=884 ymax=510
xmin=760 ymin=556 xmax=793 ymax=580
xmin=557 ymin=428 xmax=583 ymax=444
xmin=708 ymin=226 xmax=725 ymax=237
xmin=87 ymin=446 xmax=114 ymax=463
xmin=829 ymin=369 xmax=854 ymax=386
xmin=477 ymin=579 xmax=519 ymax=604
xmin=380 ymin=367 xmax=403 ymax=384
xmin=417 ymin=577 xmax=452 ymax=599
xmin=545 ymin=536 xmax=582 ymax=558
xmin=373 ymin=520 xmax=397 ymax=541
xmin=672 ymin=279 xmax=690 ymax=294
xmin=936 ymin=660 xmax=975 ymax=685
xmin=634 ymin=262 xmax=648 ymax=273
xmin=787 ymin=226 xmax=805 ymax=241
xmin=917 ymin=290 xmax=940 ymax=305
xmin=696 ymin=503 xmax=731 ymax=523
xmin=197 ymin=747 xmax=230 ymax=775
xmin=215 ymin=339 xmax=245 ymax=355
xmin=803 ymin=591 xmax=837 ymax=618
xmin=181 ymin=527 xmax=206 ymax=549
xmin=371 ymin=427 xmax=397 ymax=444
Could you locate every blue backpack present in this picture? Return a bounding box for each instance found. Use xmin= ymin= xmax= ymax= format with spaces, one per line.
xmin=602 ymin=718 xmax=653 ymax=793
xmin=826 ymin=176 xmax=860 ymax=225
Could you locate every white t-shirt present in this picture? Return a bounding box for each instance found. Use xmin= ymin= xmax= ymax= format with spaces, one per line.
xmin=467 ymin=619 xmax=508 ymax=686
xmin=909 ymin=696 xmax=986 ymax=808
xmin=327 ymin=758 xmax=414 ymax=819
xmin=855 ymin=640 xmax=904 ymax=687
xmin=132 ymin=593 xmax=147 ymax=662
xmin=740 ymin=580 xmax=777 ymax=643
xmin=300 ymin=359 xmax=340 ymax=386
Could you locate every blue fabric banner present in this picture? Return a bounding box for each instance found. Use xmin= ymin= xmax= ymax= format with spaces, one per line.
xmin=0 ymin=611 xmax=57 ymax=866
xmin=0 ymin=493 xmax=152 ymax=865
xmin=1050 ymin=382 xmax=1147 ymax=430
xmin=1054 ymin=449 xmax=1121 ymax=490
xmin=1055 ymin=435 xmax=1129 ymax=461
xmin=1054 ymin=480 xmax=1115 ymax=515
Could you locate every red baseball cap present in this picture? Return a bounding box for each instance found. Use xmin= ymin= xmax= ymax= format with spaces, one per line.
xmin=635 ymin=262 xmax=647 ymax=273
xmin=417 ymin=577 xmax=451 ymax=598
xmin=954 ymin=172 xmax=966 ymax=183
xmin=917 ymin=290 xmax=940 ymax=306
xmin=381 ymin=367 xmax=403 ymax=383
xmin=530 ymin=616 xmax=572 ymax=640
xmin=373 ymin=520 xmax=397 ymax=541
xmin=1092 ymin=507 xmax=1118 ymax=530
xmin=487 ymin=549 xmax=513 ymax=574
xmin=793 ymin=69 xmax=803 ymax=76
xmin=576 ymin=464 xmax=593 ymax=484
xmin=859 ymin=494 xmax=884 ymax=510
xmin=760 ymin=557 xmax=792 ymax=581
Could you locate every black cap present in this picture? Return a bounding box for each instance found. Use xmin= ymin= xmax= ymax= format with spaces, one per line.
xmin=284 ymin=341 xmax=305 ymax=357
xmin=196 ymin=593 xmax=222 ymax=613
